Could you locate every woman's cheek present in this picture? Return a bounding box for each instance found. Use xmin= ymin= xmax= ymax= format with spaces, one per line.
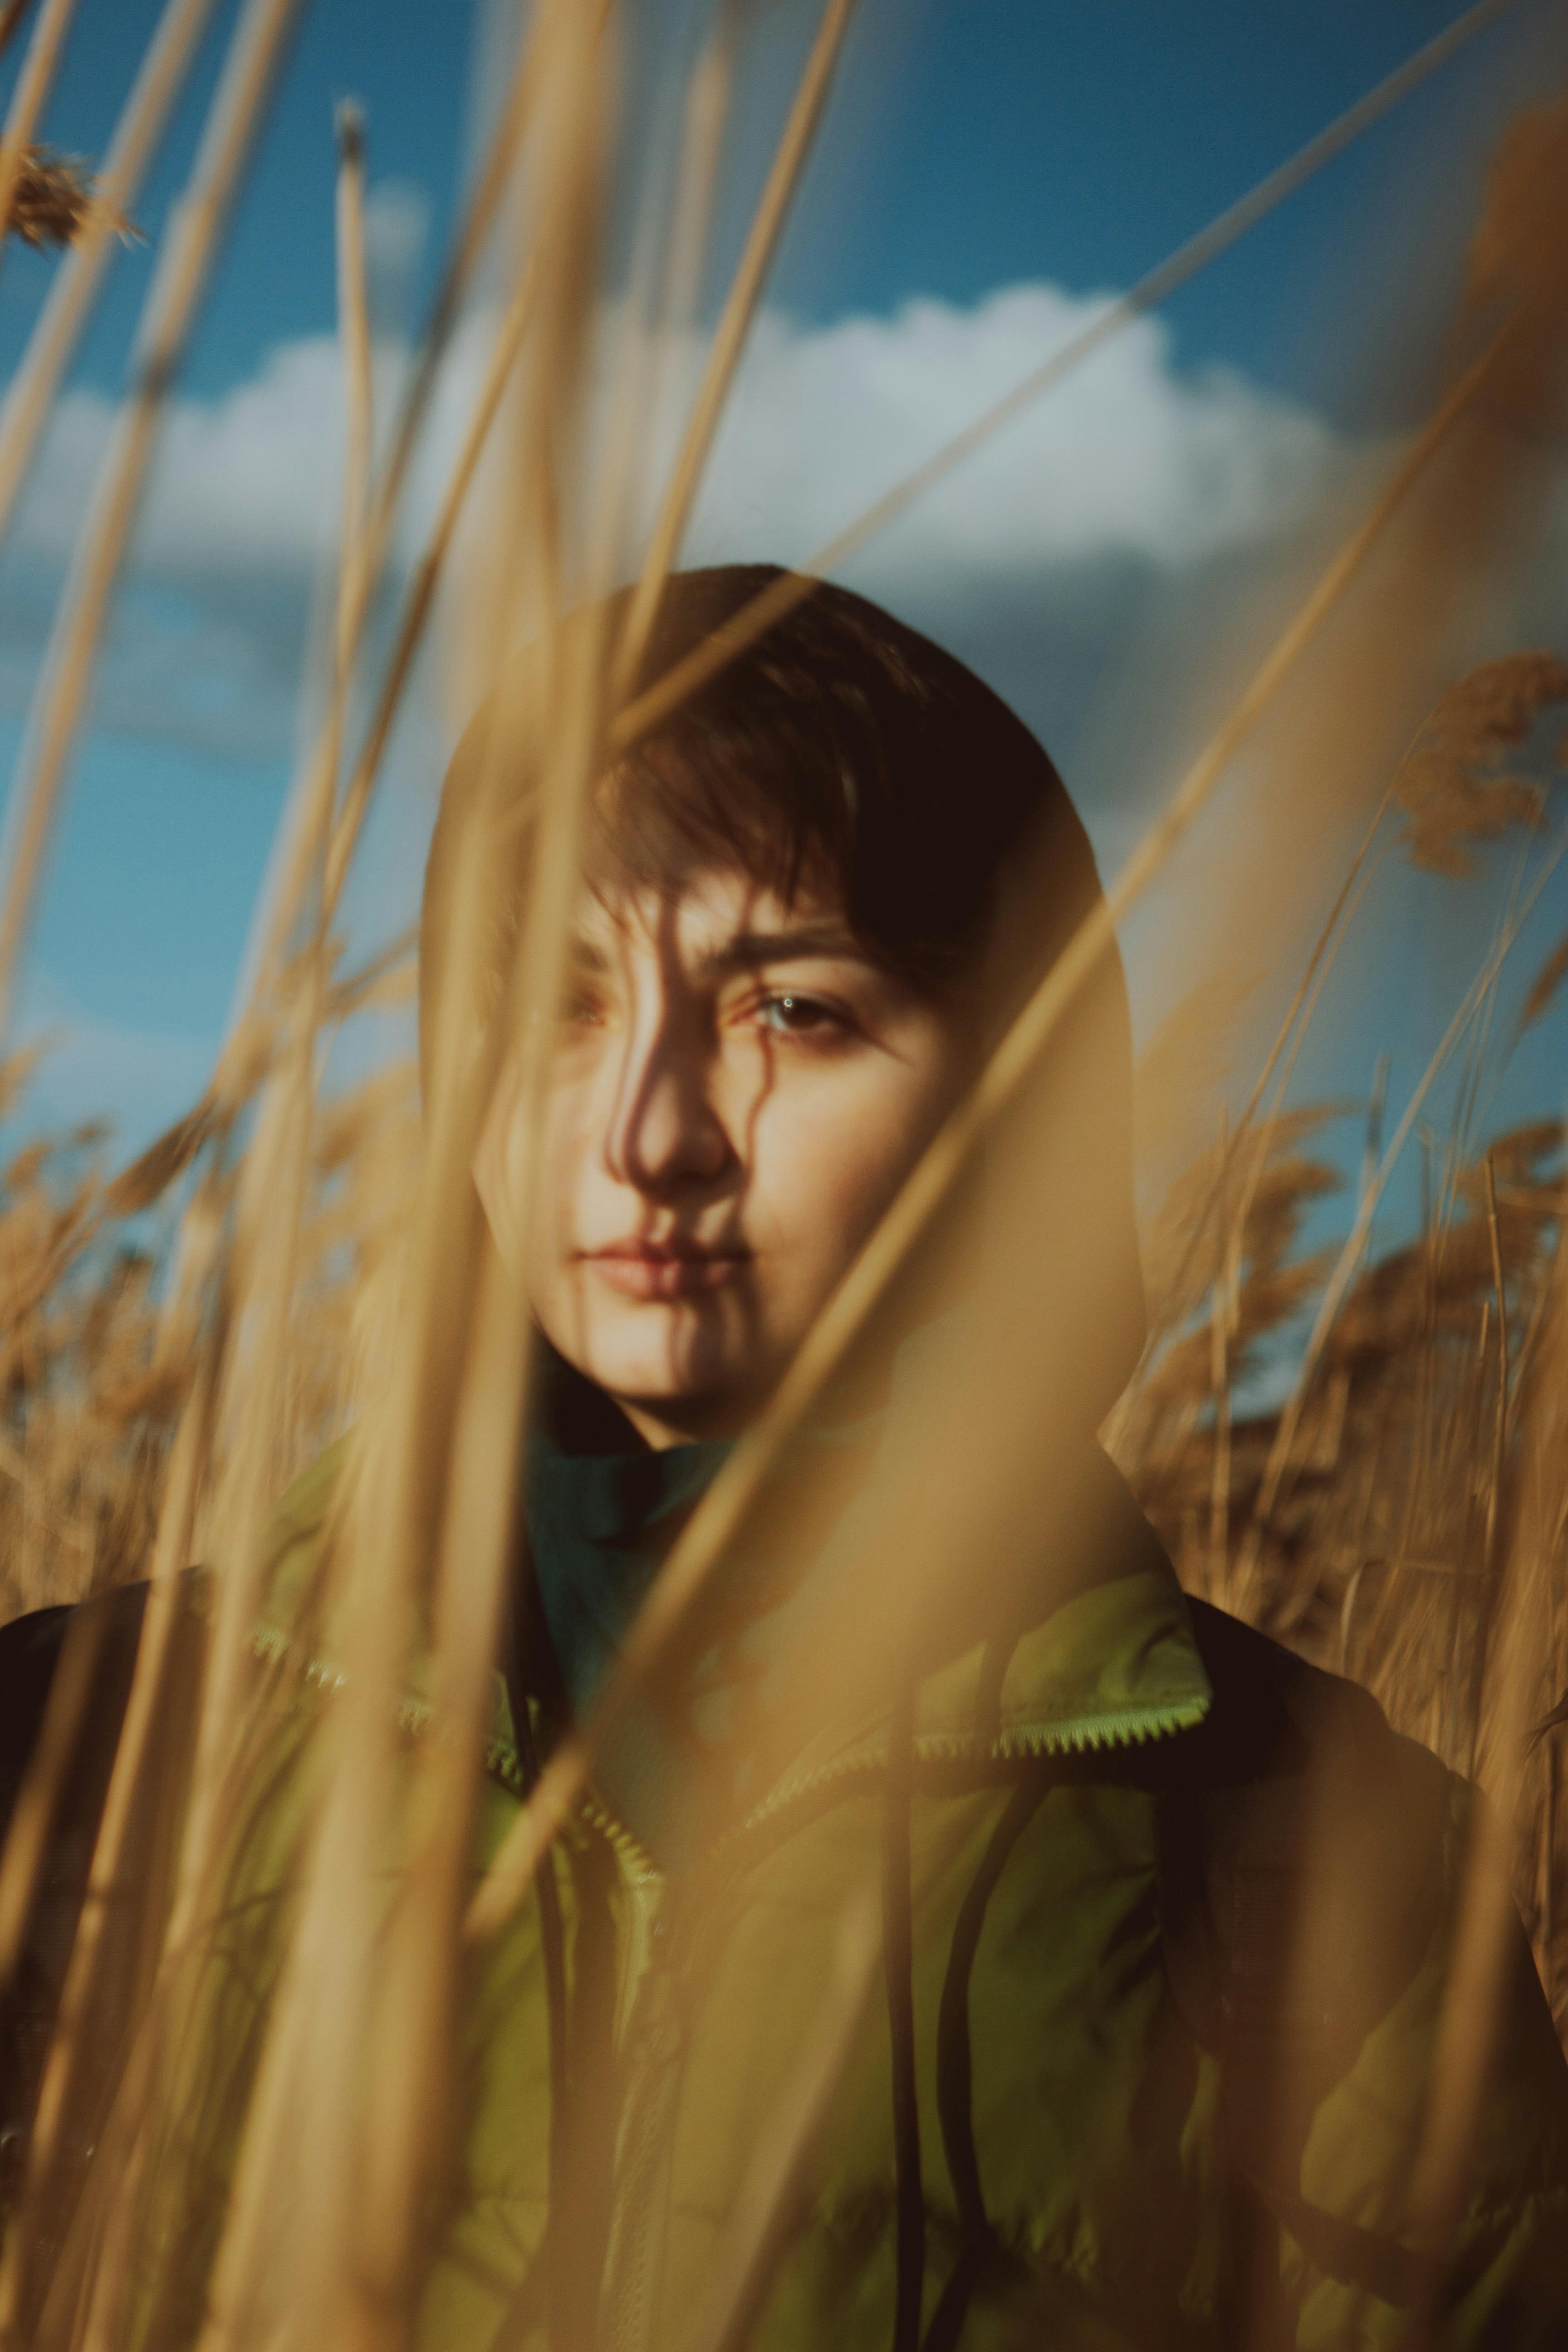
xmin=769 ymin=1071 xmax=916 ymax=1247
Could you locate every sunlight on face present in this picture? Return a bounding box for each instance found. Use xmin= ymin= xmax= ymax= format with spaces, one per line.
xmin=473 ymin=869 xmax=975 ymax=1446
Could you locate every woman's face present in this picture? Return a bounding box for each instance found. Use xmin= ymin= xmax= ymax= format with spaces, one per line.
xmin=475 ymin=866 xmax=975 ymax=1447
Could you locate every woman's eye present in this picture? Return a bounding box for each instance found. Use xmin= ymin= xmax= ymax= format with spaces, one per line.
xmin=560 ymin=986 xmax=607 ymax=1029
xmin=755 ymin=991 xmax=844 ymax=1038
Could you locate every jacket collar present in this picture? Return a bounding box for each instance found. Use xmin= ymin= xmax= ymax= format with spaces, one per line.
xmin=250 ymin=1430 xmax=1210 ymax=1848
xmin=729 ymin=1455 xmax=1210 ymax=1840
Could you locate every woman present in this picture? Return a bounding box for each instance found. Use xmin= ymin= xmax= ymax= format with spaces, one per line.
xmin=2 ymin=568 xmax=1566 ymax=2350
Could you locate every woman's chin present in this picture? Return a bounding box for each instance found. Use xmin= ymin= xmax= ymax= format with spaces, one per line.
xmin=572 ymin=1343 xmax=770 ymax=1445
xmin=567 ymin=1338 xmax=723 ymax=1422
xmin=566 ymin=1300 xmax=735 ymax=1395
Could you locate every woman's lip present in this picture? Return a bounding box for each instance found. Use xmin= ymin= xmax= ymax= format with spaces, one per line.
xmin=582 ymin=1245 xmax=751 ymax=1301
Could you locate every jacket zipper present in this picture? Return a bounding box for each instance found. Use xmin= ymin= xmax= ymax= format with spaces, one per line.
xmin=597 ymin=1874 xmax=688 ymax=2352
xmin=731 ymin=1698 xmax=1206 ymax=1843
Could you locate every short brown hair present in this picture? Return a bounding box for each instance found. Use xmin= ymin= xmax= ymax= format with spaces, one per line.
xmin=424 ymin=566 xmax=1103 ymax=1034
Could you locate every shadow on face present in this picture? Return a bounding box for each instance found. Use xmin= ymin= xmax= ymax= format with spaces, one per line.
xmin=473 ymin=864 xmax=979 ymax=1447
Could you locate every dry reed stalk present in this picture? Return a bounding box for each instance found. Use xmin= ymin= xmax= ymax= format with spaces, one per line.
xmin=1482 ymin=1153 xmax=1509 ymax=1580
xmin=322 ymin=246 xmax=540 ymax=911
xmin=0 ymin=0 xmax=309 ymax=1049
xmin=209 ymin=103 xmax=375 ymax=1032
xmin=228 ymin=101 xmax=373 ymax=1007
xmin=612 ymin=0 xmax=857 ymax=701
xmin=365 ymin=0 xmax=613 ymax=561
xmin=138 ymin=90 xmax=380 ymax=2172
xmin=1207 ymin=1108 xmax=1233 ymax=1591
xmin=650 ymin=0 xmax=740 ymax=372
xmin=318 ymin=0 xmax=822 ymax=930
xmin=334 ymin=102 xmax=372 ymax=680
xmin=236 ymin=0 xmax=616 ymax=1041
xmin=337 ymin=56 xmax=627 ymax=2342
xmin=467 ymin=305 xmax=1523 ymax=1945
xmin=230 ymin=0 xmax=881 ymax=2301
xmin=0 ymin=0 xmax=79 ymax=255
xmin=42 ymin=1106 xmax=420 ymax=2335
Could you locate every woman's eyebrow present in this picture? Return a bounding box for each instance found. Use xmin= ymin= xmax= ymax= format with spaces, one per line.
xmin=701 ymin=922 xmax=868 ymax=976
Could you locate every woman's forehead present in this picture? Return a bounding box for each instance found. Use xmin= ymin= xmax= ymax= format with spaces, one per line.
xmin=571 ymin=866 xmax=866 ymax=970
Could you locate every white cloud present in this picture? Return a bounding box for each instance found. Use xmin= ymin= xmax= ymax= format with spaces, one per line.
xmin=14 ymin=337 xmax=388 ymax=578
xmin=8 ymin=279 xmax=1352 ymax=596
xmin=688 ymin=284 xmax=1349 ymax=580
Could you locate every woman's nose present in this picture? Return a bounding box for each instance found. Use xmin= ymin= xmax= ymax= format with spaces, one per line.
xmin=602 ymin=1011 xmax=734 ymax=1195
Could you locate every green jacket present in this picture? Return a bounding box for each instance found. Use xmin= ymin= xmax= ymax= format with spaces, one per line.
xmin=3 ymin=1446 xmax=1567 ymax=2352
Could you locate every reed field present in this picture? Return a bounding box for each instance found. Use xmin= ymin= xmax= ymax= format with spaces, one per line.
xmin=0 ymin=0 xmax=1565 ymax=2343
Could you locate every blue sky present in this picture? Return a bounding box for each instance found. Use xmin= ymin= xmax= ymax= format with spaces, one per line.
xmin=0 ymin=0 xmax=1565 ymax=1261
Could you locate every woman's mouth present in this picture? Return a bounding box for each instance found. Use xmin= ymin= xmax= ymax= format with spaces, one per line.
xmin=582 ymin=1238 xmax=752 ymax=1302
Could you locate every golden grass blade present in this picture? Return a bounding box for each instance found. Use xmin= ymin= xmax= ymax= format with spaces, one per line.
xmin=333 ymin=99 xmax=372 ymax=679
xmin=0 ymin=0 xmax=309 ymax=1050
xmin=1208 ymin=1109 xmax=1233 ymax=1584
xmin=363 ymin=0 xmax=612 ymax=554
xmin=271 ymin=94 xmax=374 ymax=921
xmin=239 ymin=0 xmax=612 ymax=1021
xmin=612 ymin=0 xmax=856 ymax=701
xmin=0 ymin=0 xmax=218 ymax=561
xmin=466 ymin=310 xmax=1521 ymax=1948
xmin=0 ymin=0 xmax=79 ymax=252
xmin=165 ymin=84 xmax=377 ymax=1972
xmin=343 ymin=339 xmax=617 ymax=2352
xmin=656 ymin=0 xmax=741 ymax=347
xmin=322 ymin=247 xmax=540 ymax=912
xmin=1482 ymin=1152 xmax=1509 ymax=1580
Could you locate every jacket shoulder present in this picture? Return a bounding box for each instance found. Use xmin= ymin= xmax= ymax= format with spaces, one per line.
xmin=1156 ymin=1595 xmax=1452 ymax=2077
xmin=0 ymin=1582 xmax=170 ymax=1849
xmin=1178 ymin=1593 xmax=1400 ymax=1780
xmin=0 ymin=1603 xmax=75 ymax=1824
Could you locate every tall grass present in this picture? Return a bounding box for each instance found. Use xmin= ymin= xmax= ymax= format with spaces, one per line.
xmin=0 ymin=0 xmax=1564 ymax=2344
